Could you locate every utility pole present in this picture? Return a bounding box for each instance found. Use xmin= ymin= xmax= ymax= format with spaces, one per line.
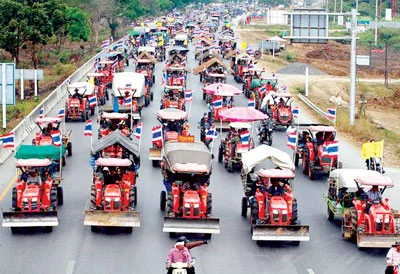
xmin=349 ymin=9 xmax=357 ymax=126
xmin=375 ymin=0 xmax=378 ymax=44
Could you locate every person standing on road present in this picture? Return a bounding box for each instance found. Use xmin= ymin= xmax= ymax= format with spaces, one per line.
xmin=385 ymin=241 xmax=400 ymax=274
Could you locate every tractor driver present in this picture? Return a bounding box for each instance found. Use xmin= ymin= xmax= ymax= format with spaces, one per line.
xmin=28 ymin=169 xmax=41 ymax=185
xmin=366 ymin=185 xmax=382 ymax=213
xmin=267 ymin=178 xmax=285 ymax=197
xmin=72 ymin=88 xmax=83 ymax=103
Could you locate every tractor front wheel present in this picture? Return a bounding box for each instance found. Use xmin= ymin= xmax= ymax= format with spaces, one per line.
xmin=308 ymin=163 xmax=315 ymax=180
xmin=207 ymin=193 xmax=212 ymax=215
xmin=241 ymin=197 xmax=248 ymax=217
xmin=294 ymin=153 xmax=299 ymax=167
xmin=302 ymin=158 xmax=308 ymax=175
xmin=160 ymin=191 xmax=166 ymax=211
xmin=327 ymin=205 xmax=334 ymax=221
xmin=12 ymin=187 xmax=17 ymax=208
xmin=218 ymin=146 xmax=223 ymax=163
xmin=57 ymin=186 xmax=64 ymax=206
xmin=67 ymin=142 xmax=72 ymax=157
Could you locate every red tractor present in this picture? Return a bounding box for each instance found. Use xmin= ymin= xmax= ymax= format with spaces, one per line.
xmin=160 ymin=141 xmax=220 ymax=238
xmin=98 ymin=112 xmax=131 ymax=139
xmin=345 ymin=173 xmax=400 ymax=248
xmin=264 ymin=93 xmax=293 ymax=128
xmin=149 ymin=108 xmax=189 ymax=167
xmin=232 ymin=53 xmax=252 ymax=83
xmin=3 ymin=156 xmax=64 ymax=233
xmin=160 ymin=86 xmax=186 ymax=111
xmin=240 ymin=145 xmax=310 ymax=245
xmin=32 ymin=117 xmax=72 ymax=157
xmin=218 ymin=122 xmax=254 ymax=172
xmin=65 ymin=82 xmax=93 ymax=122
xmin=87 ymin=72 xmax=109 ymax=105
xmin=85 ymin=136 xmax=141 ymax=233
xmin=301 ymin=125 xmax=341 ymax=180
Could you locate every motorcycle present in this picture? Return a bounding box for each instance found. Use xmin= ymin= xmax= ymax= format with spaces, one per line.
xmin=257 ymin=119 xmax=274 ymax=146
xmin=199 ymin=120 xmax=212 ymax=148
xmin=168 ymin=258 xmax=196 ymax=274
xmin=366 ymin=157 xmax=385 ymax=173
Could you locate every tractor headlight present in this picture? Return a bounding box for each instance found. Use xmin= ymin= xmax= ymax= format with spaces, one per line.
xmin=105 ymin=197 xmax=111 ymax=202
xmin=194 ymin=204 xmax=199 ymax=208
xmin=114 ymin=198 xmax=120 ymax=202
xmin=282 ymin=210 xmax=288 ymax=214
xmin=184 ymin=203 xmax=190 ymax=208
xmin=376 ymin=218 xmax=381 ymax=223
xmin=272 ymin=209 xmax=279 ymax=214
xmin=32 ymin=198 xmax=38 ymax=202
xmin=23 ymin=198 xmax=28 ymax=202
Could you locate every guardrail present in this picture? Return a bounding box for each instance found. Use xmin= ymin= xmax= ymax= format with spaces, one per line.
xmin=296 ymin=93 xmax=335 ymax=125
xmin=0 ymin=49 xmax=105 ymax=164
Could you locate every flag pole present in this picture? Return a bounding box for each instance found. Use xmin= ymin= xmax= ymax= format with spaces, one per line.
xmin=59 ymin=128 xmax=62 ymax=179
xmin=381 ymin=139 xmax=384 ymax=174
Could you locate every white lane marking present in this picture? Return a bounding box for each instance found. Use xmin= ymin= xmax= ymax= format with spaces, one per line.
xmin=66 ymin=260 xmax=75 ymax=274
xmin=307 ymin=269 xmax=315 ymax=274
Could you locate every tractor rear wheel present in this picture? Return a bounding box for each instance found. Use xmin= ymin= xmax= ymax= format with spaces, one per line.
xmin=350 ymin=208 xmax=358 ymax=242
xmin=62 ymin=156 xmax=66 ymax=167
xmin=151 ymin=92 xmax=154 ymax=101
xmin=327 ymin=205 xmax=334 ymax=221
xmin=90 ymin=185 xmax=96 ymax=208
xmin=12 ymin=187 xmax=17 ymax=208
xmin=67 ymin=142 xmax=72 ymax=157
xmin=50 ymin=187 xmax=57 ymax=208
xmin=302 ymin=158 xmax=308 ymax=175
xmin=294 ymin=153 xmax=299 ymax=167
xmin=218 ymin=146 xmax=223 ymax=163
xmin=227 ymin=161 xmax=233 ymax=173
xmin=292 ymin=198 xmax=298 ymax=223
xmin=202 ymin=92 xmax=206 ymax=100
xmin=57 ymin=186 xmax=64 ymax=206
xmin=207 ymin=193 xmax=212 ymax=215
xmin=241 ymin=197 xmax=248 ymax=217
xmin=160 ymin=191 xmax=166 ymax=211
xmin=129 ymin=185 xmax=136 ymax=208
xmin=308 ymin=163 xmax=315 ymax=180
xmin=105 ymin=90 xmax=109 ymax=100
xmin=91 ymin=108 xmax=95 ymax=116
xmin=166 ymin=193 xmax=173 ymax=214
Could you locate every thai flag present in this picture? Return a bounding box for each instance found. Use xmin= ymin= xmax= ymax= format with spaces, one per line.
xmin=0 ymin=132 xmax=15 ymax=149
xmin=114 ymin=41 xmax=123 ymax=50
xmin=327 ymin=107 xmax=336 ymax=121
xmin=152 ymin=126 xmax=163 ymax=142
xmin=240 ymin=130 xmax=250 ymax=145
xmin=247 ymin=98 xmax=255 ymax=108
xmin=123 ymin=96 xmax=132 ymax=106
xmin=51 ymin=130 xmax=62 ymax=147
xmin=322 ymin=140 xmax=339 ymax=157
xmin=134 ymin=123 xmax=142 ymax=140
xmin=39 ymin=106 xmax=44 ymax=119
xmin=259 ymin=85 xmax=266 ymax=95
xmin=57 ymin=107 xmax=65 ymax=119
xmin=101 ymin=39 xmax=110 ymax=49
xmin=179 ymin=59 xmax=186 ymax=65
xmin=111 ymin=59 xmax=119 ymax=68
xmin=88 ymin=95 xmax=97 ymax=107
xmin=286 ymin=130 xmax=297 ymax=150
xmin=84 ymin=120 xmax=93 ymax=136
xmin=206 ymin=127 xmax=219 ymax=140
xmin=292 ymin=106 xmax=299 ymax=119
xmin=280 ymin=85 xmax=287 ymax=92
xmin=212 ymin=98 xmax=222 ymax=109
xmin=184 ymin=90 xmax=193 ymax=102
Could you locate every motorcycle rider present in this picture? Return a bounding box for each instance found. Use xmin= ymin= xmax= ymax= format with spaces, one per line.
xmin=166 ymin=241 xmax=195 ymax=274
xmin=199 ymin=113 xmax=212 ymax=142
xmin=386 ymin=241 xmax=400 ymax=274
xmin=177 ymin=236 xmax=208 ymax=251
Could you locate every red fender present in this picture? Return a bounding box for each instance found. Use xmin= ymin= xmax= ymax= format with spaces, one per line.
xmin=256 ymin=188 xmax=265 ymax=220
xmin=172 ymin=183 xmax=180 ymax=213
xmin=305 ymin=142 xmax=315 ymax=161
xmin=95 ymin=179 xmax=103 ymax=207
xmin=41 ymin=178 xmax=53 ymax=209
xmin=199 ymin=184 xmax=208 ymax=216
xmin=122 ymin=180 xmax=131 ymax=209
xmin=16 ymin=180 xmax=25 ymax=208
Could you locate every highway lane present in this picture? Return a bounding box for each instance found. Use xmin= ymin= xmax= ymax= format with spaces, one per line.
xmin=0 ymin=40 xmax=395 ymax=274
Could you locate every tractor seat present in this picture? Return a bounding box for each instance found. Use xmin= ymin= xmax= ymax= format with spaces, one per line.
xmin=165 ymin=131 xmax=178 ymax=141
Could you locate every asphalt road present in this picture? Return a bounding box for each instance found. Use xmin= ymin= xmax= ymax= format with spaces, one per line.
xmin=0 ymin=39 xmax=396 ymax=274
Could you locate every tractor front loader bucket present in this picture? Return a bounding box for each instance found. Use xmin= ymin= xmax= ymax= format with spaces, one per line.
xmin=2 ymin=211 xmax=58 ymax=227
xmin=149 ymin=148 xmax=162 ymax=161
xmin=163 ymin=217 xmax=220 ymax=234
xmin=358 ymin=234 xmax=400 ymax=248
xmin=84 ymin=208 xmax=140 ymax=227
xmin=252 ymin=224 xmax=310 ymax=242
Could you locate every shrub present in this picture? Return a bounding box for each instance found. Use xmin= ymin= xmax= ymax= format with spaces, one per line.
xmin=59 ymin=50 xmax=71 ymax=64
xmin=283 ymin=51 xmax=296 ymax=62
xmin=54 ymin=63 xmax=76 ymax=76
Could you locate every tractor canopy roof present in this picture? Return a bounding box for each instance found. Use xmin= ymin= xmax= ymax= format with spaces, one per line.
xmin=272 ymin=93 xmax=292 ymax=98
xmin=241 ymin=145 xmax=295 ymax=174
xmin=67 ymin=82 xmax=95 ymax=96
xmin=16 ymin=158 xmax=52 ymax=167
xmin=16 ymin=145 xmax=65 ymax=160
xmin=101 ymin=112 xmax=128 ymax=120
xmin=164 ymin=85 xmax=184 ymax=90
xmin=87 ymin=72 xmax=105 ymax=77
xmin=308 ymin=125 xmax=336 ymax=133
xmin=257 ymin=168 xmax=295 ymax=179
xmin=35 ymin=117 xmax=62 ymax=125
xmin=138 ymin=46 xmax=156 ymax=53
xmin=167 ymin=46 xmax=189 ymax=53
xmin=112 ymin=72 xmax=145 ymax=98
xmin=96 ymin=157 xmax=132 ymax=167
xmin=175 ymin=34 xmax=188 ymax=40
xmin=164 ymin=141 xmax=212 ymax=174
xmin=157 ymin=108 xmax=188 ymax=120
xmin=229 ymin=122 xmax=252 ymax=129
xmin=355 ymin=172 xmax=394 ymax=187
xmin=329 ymin=169 xmax=379 ymax=192
xmin=207 ymin=73 xmax=226 ymax=78
xmin=91 ymin=130 xmax=139 ymax=157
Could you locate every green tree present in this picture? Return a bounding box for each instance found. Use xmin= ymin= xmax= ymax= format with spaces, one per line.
xmin=66 ymin=7 xmax=91 ymax=42
xmin=0 ymin=0 xmax=27 ymax=66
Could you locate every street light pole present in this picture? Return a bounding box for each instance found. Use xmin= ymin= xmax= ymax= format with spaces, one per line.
xmin=350 ymin=9 xmax=357 ymax=126
xmin=375 ymin=0 xmax=378 ymax=44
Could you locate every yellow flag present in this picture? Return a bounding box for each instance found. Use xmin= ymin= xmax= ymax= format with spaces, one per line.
xmin=361 ymin=140 xmax=384 ymax=159
xmin=87 ymin=77 xmax=94 ymax=86
xmin=241 ymin=42 xmax=247 ymax=50
xmin=183 ymin=39 xmax=188 ymax=46
xmin=141 ymin=22 xmax=145 ymax=27
xmin=157 ymin=22 xmax=162 ymax=27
